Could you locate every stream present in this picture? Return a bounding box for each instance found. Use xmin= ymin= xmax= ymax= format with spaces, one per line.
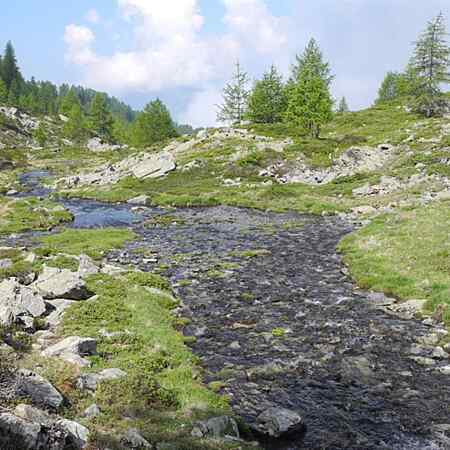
xmin=10 ymin=172 xmax=450 ymax=450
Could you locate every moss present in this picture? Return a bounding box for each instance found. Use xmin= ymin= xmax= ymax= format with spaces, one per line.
xmin=47 ymin=255 xmax=79 ymax=271
xmin=271 ymin=328 xmax=287 ymax=338
xmin=232 ymin=249 xmax=271 ymax=259
xmin=38 ymin=228 xmax=136 ymax=259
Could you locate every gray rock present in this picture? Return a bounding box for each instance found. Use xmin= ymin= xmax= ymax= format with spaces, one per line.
xmin=16 ymin=369 xmax=64 ymax=409
xmin=0 ymin=412 xmax=41 ymax=449
xmin=57 ymin=418 xmax=90 ymax=449
xmin=45 ymin=299 xmax=76 ymax=327
xmin=432 ymin=347 xmax=449 ymax=359
xmin=0 ymin=278 xmax=47 ymax=326
xmin=14 ymin=404 xmax=52 ymax=425
xmin=83 ymin=404 xmax=101 ymax=418
xmin=77 ymin=254 xmax=99 ymax=279
xmin=254 ymin=407 xmax=305 ymax=439
xmin=42 ymin=336 xmax=97 ymax=367
xmin=128 ymin=195 xmax=149 ymax=206
xmin=436 ymin=365 xmax=450 ymax=375
xmin=77 ymin=368 xmax=127 ymax=392
xmin=33 ymin=266 xmax=92 ymax=300
xmin=341 ymin=356 xmax=374 ymax=380
xmin=121 ymin=428 xmax=153 ymax=448
xmin=191 ymin=416 xmax=239 ymax=439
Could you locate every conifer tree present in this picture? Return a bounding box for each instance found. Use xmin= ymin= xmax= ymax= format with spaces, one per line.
xmin=132 ymin=99 xmax=177 ymax=147
xmin=59 ymin=88 xmax=81 ymax=116
xmin=90 ymin=93 xmax=114 ymax=140
xmin=217 ymin=61 xmax=250 ymax=125
xmin=289 ymin=38 xmax=333 ymax=87
xmin=286 ymin=40 xmax=334 ymax=138
xmin=337 ymin=96 xmax=349 ymax=113
xmin=33 ymin=123 xmax=48 ymax=146
xmin=7 ymin=78 xmax=21 ymax=105
xmin=64 ymin=103 xmax=87 ymax=142
xmin=411 ymin=13 xmax=450 ymax=116
xmin=0 ymin=79 xmax=7 ymax=103
xmin=2 ymin=41 xmax=22 ymax=92
xmin=247 ymin=65 xmax=287 ymax=123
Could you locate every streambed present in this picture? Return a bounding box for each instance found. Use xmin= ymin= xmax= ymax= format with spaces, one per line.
xmin=11 ymin=172 xmax=450 ymax=449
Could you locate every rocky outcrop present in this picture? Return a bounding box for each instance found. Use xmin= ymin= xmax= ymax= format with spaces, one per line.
xmin=0 ymin=279 xmax=46 ymax=327
xmin=33 ymin=266 xmax=92 ymax=300
xmin=62 ymin=151 xmax=176 ymax=187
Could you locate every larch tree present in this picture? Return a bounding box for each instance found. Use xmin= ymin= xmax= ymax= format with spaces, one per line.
xmin=247 ymin=64 xmax=287 ymax=123
xmin=90 ymin=93 xmax=114 ymax=140
xmin=286 ymin=39 xmax=334 ymax=138
xmin=0 ymin=79 xmax=7 ymax=103
xmin=217 ymin=61 xmax=250 ymax=125
xmin=411 ymin=12 xmax=450 ymax=116
xmin=337 ymin=96 xmax=349 ymax=113
xmin=132 ymin=99 xmax=177 ymax=147
xmin=64 ymin=103 xmax=87 ymax=143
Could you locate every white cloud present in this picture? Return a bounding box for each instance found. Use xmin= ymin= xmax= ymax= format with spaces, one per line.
xmin=64 ymin=0 xmax=292 ymax=125
xmin=85 ymin=9 xmax=100 ymax=24
xmin=179 ymin=88 xmax=223 ymax=128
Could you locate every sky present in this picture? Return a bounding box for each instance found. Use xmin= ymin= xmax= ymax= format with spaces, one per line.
xmin=1 ymin=0 xmax=450 ymax=126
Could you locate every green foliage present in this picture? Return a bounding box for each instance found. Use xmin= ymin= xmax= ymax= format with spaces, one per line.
xmin=339 ymin=204 xmax=450 ymax=326
xmin=33 ymin=122 xmax=48 ymax=146
xmin=247 ymin=65 xmax=287 ymax=124
xmin=217 ymin=61 xmax=250 ymax=125
xmin=132 ymin=99 xmax=177 ymax=147
xmin=38 ymin=228 xmax=136 ymax=259
xmin=63 ymin=103 xmax=87 ymax=143
xmin=59 ymin=87 xmax=81 ymax=116
xmin=410 ymin=13 xmax=450 ymax=116
xmin=337 ymin=96 xmax=349 ymax=113
xmin=1 ymin=41 xmax=23 ymax=92
xmin=90 ymin=93 xmax=114 ymax=140
xmin=0 ymin=79 xmax=7 ymax=103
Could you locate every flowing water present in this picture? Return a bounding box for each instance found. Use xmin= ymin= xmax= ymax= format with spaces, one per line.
xmin=12 ymin=172 xmax=450 ymax=450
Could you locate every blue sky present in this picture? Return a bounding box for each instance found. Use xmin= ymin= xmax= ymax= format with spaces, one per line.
xmin=1 ymin=1 xmax=450 ymax=126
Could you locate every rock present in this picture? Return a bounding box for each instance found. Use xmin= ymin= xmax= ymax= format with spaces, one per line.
xmin=254 ymin=407 xmax=305 ymax=439
xmin=410 ymin=356 xmax=435 ymax=366
xmin=45 ymin=299 xmax=76 ymax=327
xmin=83 ymin=404 xmax=101 ymax=418
xmin=57 ymin=418 xmax=90 ymax=449
xmin=33 ymin=266 xmax=92 ymax=300
xmin=87 ymin=137 xmax=123 ymax=152
xmin=351 ymin=205 xmax=377 ymax=216
xmin=42 ymin=336 xmax=97 ymax=367
xmin=77 ymin=254 xmax=99 ymax=279
xmin=436 ymin=365 xmax=450 ymax=375
xmin=16 ymin=369 xmax=64 ymax=409
xmin=0 ymin=412 xmax=42 ymax=450
xmin=341 ymin=356 xmax=374 ymax=380
xmin=389 ymin=299 xmax=427 ymax=319
xmin=128 ymin=195 xmax=149 ymax=206
xmin=121 ymin=428 xmax=153 ymax=449
xmin=191 ymin=416 xmax=240 ymax=439
xmin=100 ymin=263 xmax=127 ymax=276
xmin=432 ymin=347 xmax=449 ymax=359
xmin=77 ymin=368 xmax=126 ymax=392
xmin=14 ymin=404 xmax=52 ymax=425
xmin=0 ymin=278 xmax=46 ymax=326
xmin=131 ymin=153 xmax=176 ymax=179
xmin=197 ymin=129 xmax=209 ymax=139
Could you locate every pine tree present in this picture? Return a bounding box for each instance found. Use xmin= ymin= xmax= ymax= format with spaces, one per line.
xmin=286 ymin=40 xmax=334 ymax=138
xmin=411 ymin=13 xmax=450 ymax=116
xmin=90 ymin=93 xmax=114 ymax=140
xmin=247 ymin=65 xmax=287 ymax=124
xmin=132 ymin=99 xmax=177 ymax=147
xmin=64 ymin=103 xmax=87 ymax=143
xmin=217 ymin=62 xmax=250 ymax=125
xmin=337 ymin=96 xmax=349 ymax=113
xmin=289 ymin=38 xmax=333 ymax=87
xmin=7 ymin=78 xmax=21 ymax=105
xmin=2 ymin=41 xmax=22 ymax=91
xmin=0 ymin=79 xmax=7 ymax=103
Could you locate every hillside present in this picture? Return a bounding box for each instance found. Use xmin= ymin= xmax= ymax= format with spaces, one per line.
xmin=0 ymin=101 xmax=449 ymax=449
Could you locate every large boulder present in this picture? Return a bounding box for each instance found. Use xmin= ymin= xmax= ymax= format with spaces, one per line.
xmin=42 ymin=336 xmax=97 ymax=367
xmin=0 ymin=279 xmax=46 ymax=327
xmin=16 ymin=369 xmax=64 ymax=409
xmin=33 ymin=266 xmax=92 ymax=300
xmin=253 ymin=407 xmax=305 ymax=439
xmin=56 ymin=419 xmax=90 ymax=449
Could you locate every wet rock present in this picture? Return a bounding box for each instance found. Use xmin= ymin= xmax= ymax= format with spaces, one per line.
xmin=42 ymin=336 xmax=97 ymax=367
xmin=253 ymin=407 xmax=305 ymax=439
xmin=0 ymin=278 xmax=47 ymax=326
xmin=191 ymin=416 xmax=239 ymax=439
xmin=33 ymin=266 xmax=92 ymax=300
xmin=121 ymin=428 xmax=153 ymax=448
xmin=16 ymin=369 xmax=64 ymax=409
